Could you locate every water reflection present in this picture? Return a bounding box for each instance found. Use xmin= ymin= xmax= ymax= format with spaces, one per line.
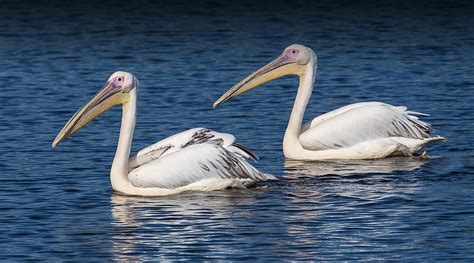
xmin=109 ymin=190 xmax=264 ymax=260
xmin=282 ymin=157 xmax=427 ymax=212
xmin=284 ymin=157 xmax=428 ymax=179
xmin=279 ymin=158 xmax=429 ymax=259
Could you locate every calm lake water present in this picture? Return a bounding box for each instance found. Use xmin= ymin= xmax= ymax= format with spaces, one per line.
xmin=1 ymin=0 xmax=473 ymax=261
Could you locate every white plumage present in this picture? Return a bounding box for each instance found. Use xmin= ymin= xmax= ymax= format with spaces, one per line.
xmin=299 ymin=102 xmax=443 ymax=151
xmin=129 ymin=128 xmax=270 ymax=189
xmin=53 ymin=71 xmax=273 ymax=196
xmin=213 ymin=44 xmax=445 ymax=160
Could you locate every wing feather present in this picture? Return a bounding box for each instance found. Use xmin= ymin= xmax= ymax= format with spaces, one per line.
xmin=128 ymin=128 xmax=272 ymax=189
xmin=299 ymin=102 xmax=433 ymax=150
xmin=129 ymin=143 xmax=269 ymax=189
xmin=130 ymin=128 xmax=236 ymax=169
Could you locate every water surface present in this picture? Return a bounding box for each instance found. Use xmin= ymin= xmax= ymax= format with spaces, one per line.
xmin=0 ymin=1 xmax=473 ymax=261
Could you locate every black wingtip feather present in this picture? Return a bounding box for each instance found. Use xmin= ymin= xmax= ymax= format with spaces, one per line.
xmin=232 ymin=143 xmax=259 ymax=160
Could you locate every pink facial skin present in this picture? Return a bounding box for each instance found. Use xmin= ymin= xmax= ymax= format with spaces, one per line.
xmin=284 ymin=49 xmax=299 ymax=60
xmin=109 ymin=76 xmax=125 ymax=87
xmin=262 ymin=48 xmax=300 ymax=74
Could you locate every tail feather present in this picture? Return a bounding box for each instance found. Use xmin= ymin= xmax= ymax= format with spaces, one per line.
xmin=406 ymin=110 xmax=430 ymax=117
xmin=412 ymin=136 xmax=446 ymax=153
xmin=417 ymin=136 xmax=446 ymax=148
xmin=429 ymin=136 xmax=447 ymax=142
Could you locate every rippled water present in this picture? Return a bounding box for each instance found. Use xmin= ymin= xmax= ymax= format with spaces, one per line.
xmin=1 ymin=0 xmax=473 ymax=260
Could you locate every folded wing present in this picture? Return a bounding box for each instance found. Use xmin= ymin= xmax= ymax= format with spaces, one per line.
xmin=128 ymin=128 xmax=271 ymax=189
xmin=299 ymin=102 xmax=433 ymax=150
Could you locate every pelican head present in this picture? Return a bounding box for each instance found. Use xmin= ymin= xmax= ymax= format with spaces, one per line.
xmin=52 ymin=71 xmax=137 ymax=148
xmin=213 ymin=44 xmax=316 ymax=108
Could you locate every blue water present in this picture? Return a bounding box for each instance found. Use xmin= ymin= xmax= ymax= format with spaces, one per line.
xmin=1 ymin=0 xmax=473 ymax=260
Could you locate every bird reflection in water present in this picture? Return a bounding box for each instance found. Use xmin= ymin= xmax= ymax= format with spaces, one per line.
xmin=282 ymin=157 xmax=428 ymax=206
xmin=281 ymin=157 xmax=429 ymax=253
xmin=284 ymin=157 xmax=428 ymax=179
xmin=109 ymin=190 xmax=265 ymax=260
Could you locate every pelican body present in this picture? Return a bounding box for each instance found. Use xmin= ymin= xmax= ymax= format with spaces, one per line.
xmin=53 ymin=71 xmax=273 ymax=196
xmin=213 ymin=44 xmax=445 ymax=160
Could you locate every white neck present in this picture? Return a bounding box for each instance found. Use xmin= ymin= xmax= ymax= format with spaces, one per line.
xmin=108 ymin=88 xmax=181 ymax=196
xmin=282 ymin=56 xmax=316 ymax=159
xmin=281 ymin=56 xmax=363 ymax=160
xmin=110 ymin=88 xmax=137 ymax=193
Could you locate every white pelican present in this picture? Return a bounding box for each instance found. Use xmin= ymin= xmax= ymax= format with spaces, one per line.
xmin=213 ymin=44 xmax=445 ymax=160
xmin=52 ymin=71 xmax=273 ymax=196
